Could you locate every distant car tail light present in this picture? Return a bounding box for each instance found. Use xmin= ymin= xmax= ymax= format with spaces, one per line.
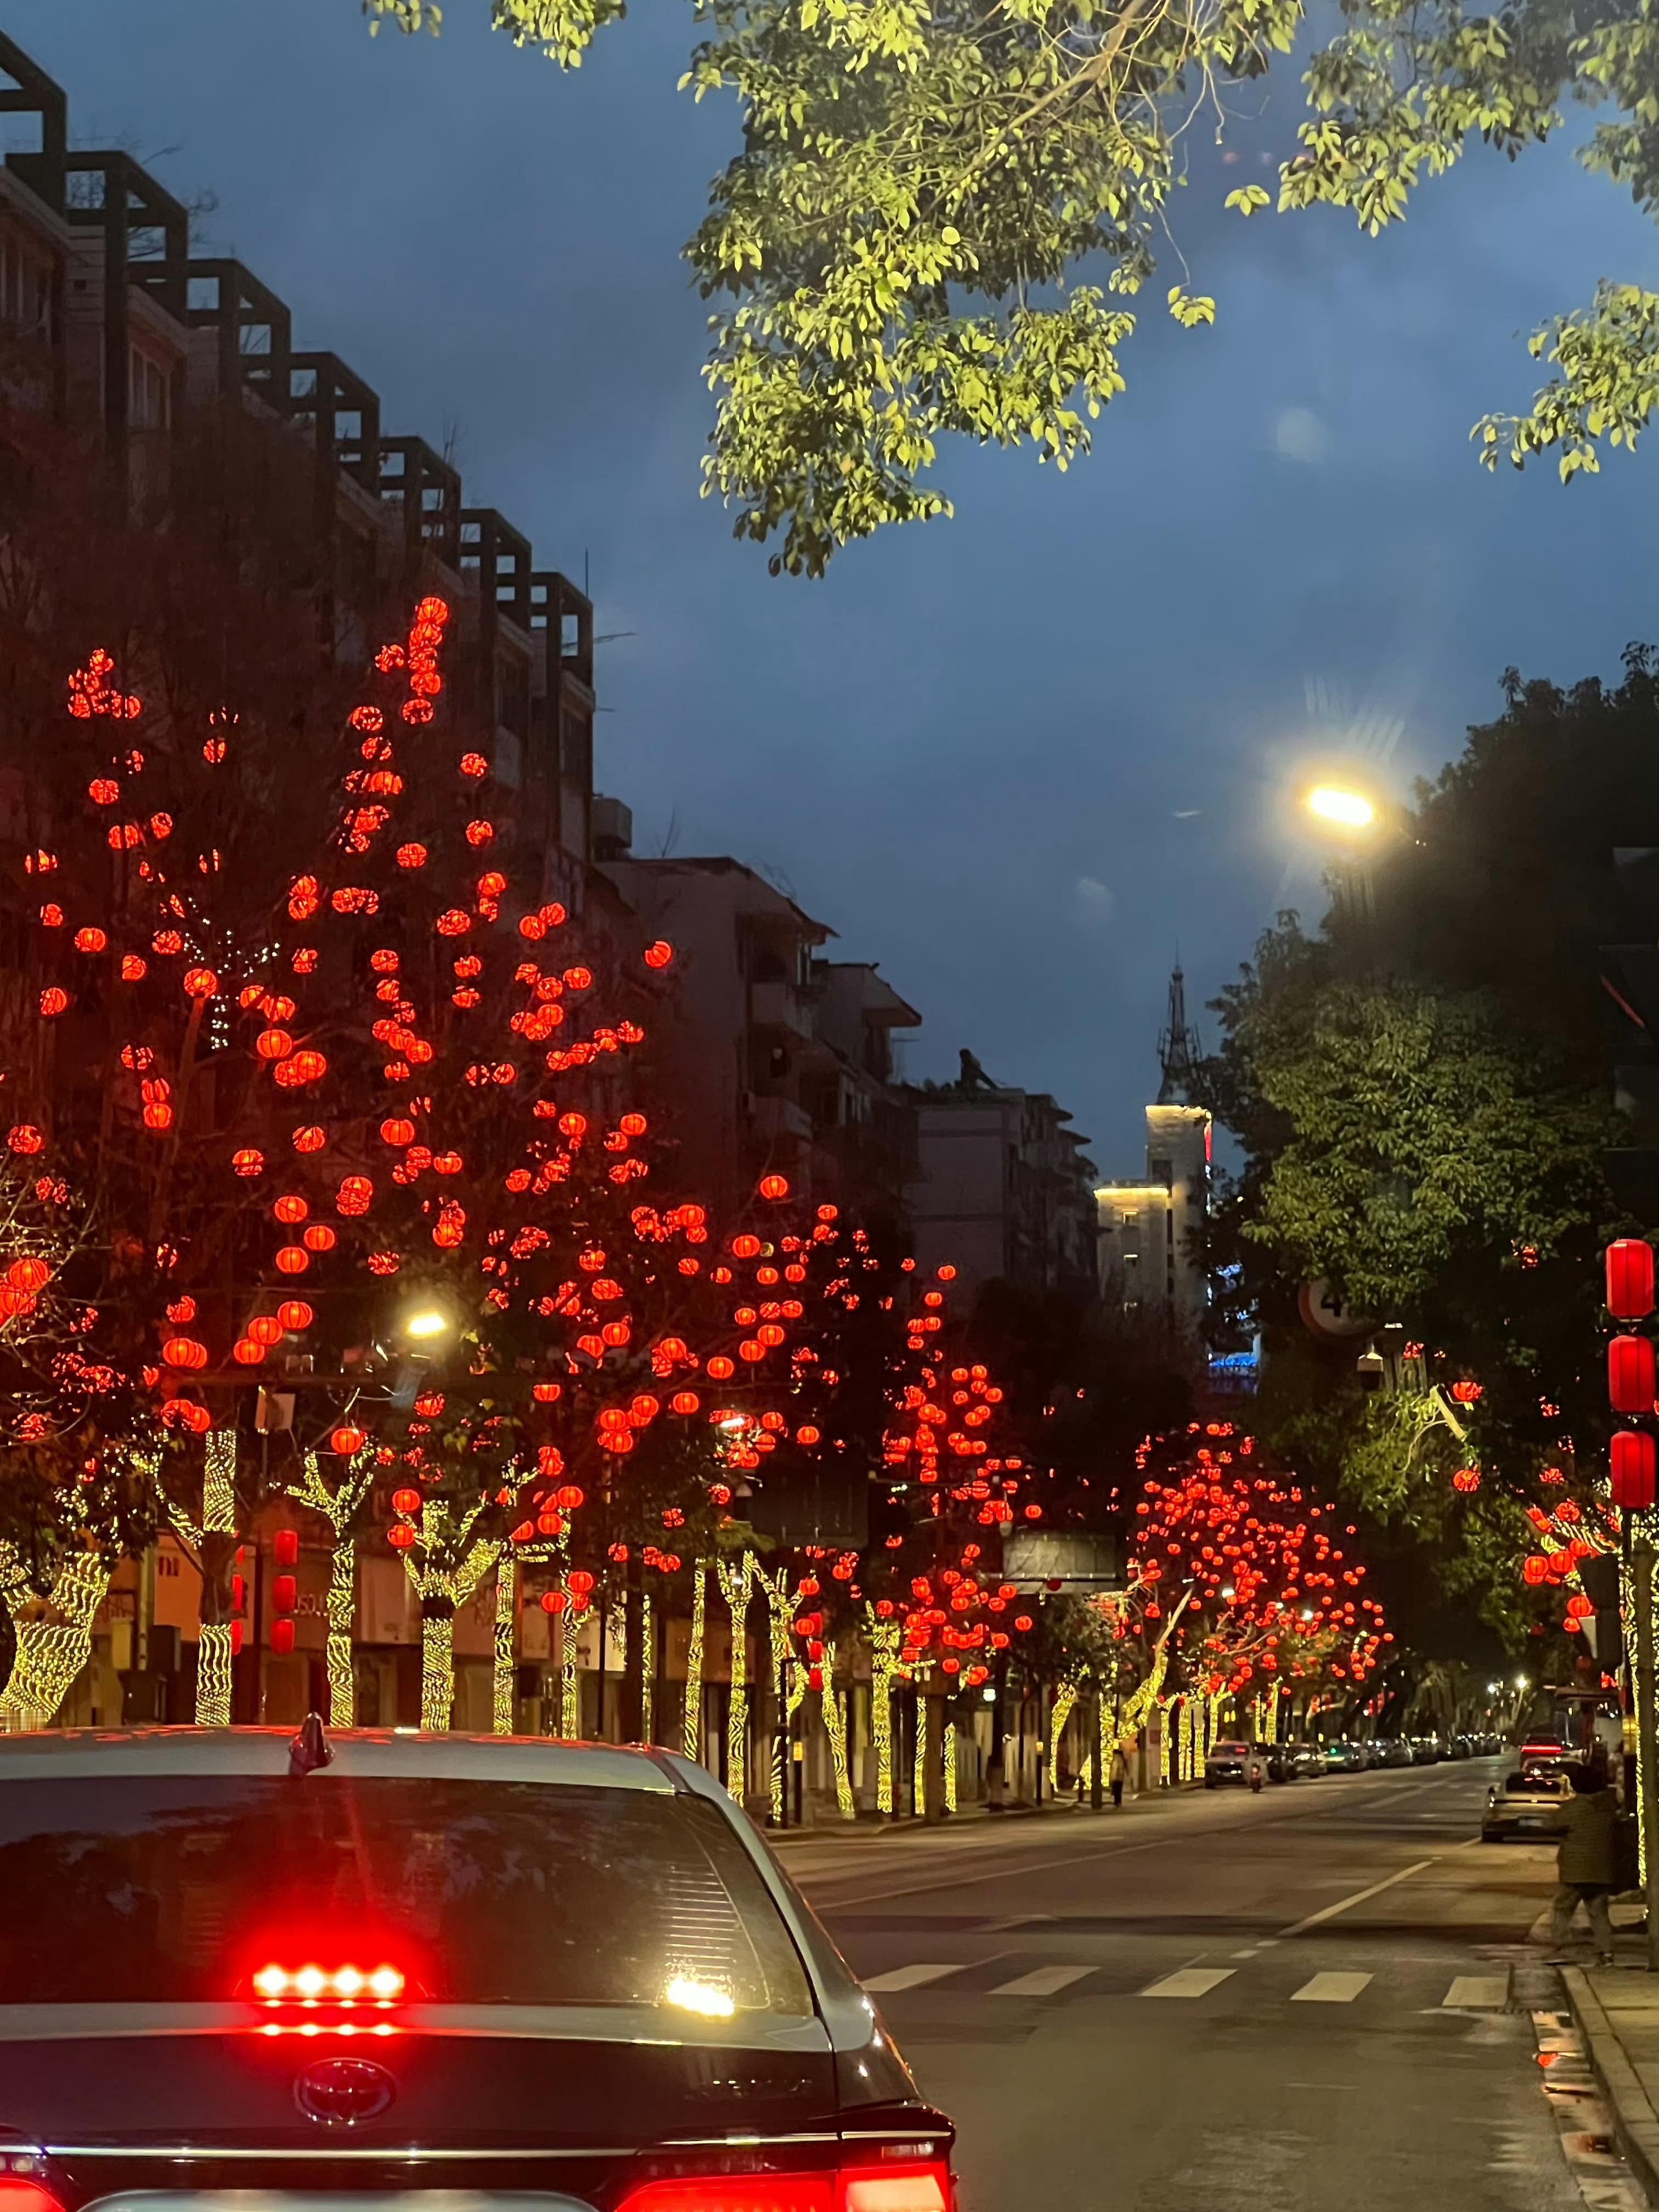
xmin=614 ymin=2162 xmax=952 ymax=2211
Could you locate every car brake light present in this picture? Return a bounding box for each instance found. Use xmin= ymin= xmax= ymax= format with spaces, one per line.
xmin=251 ymin=1962 xmax=405 ymax=2002
xmin=0 ymin=2174 xmax=68 ymax=2212
xmin=614 ymin=2162 xmax=952 ymax=2212
xmin=614 ymin=2181 xmax=832 ymax=2211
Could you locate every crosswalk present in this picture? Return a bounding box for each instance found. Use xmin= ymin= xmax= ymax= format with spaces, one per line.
xmin=859 ymin=1956 xmax=1511 ymax=2010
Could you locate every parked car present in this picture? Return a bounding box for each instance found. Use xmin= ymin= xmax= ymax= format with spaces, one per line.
xmin=1447 ymin=1735 xmax=1473 ymax=1759
xmin=0 ymin=1724 xmax=955 ymax=2209
xmin=1410 ymin=1737 xmax=1442 ymax=1764
xmin=1204 ymin=1738 xmax=1256 ymax=1787
xmin=1376 ymin=1738 xmax=1415 ymax=1768
xmin=1288 ymin=1742 xmax=1328 ymax=1778
xmin=1482 ymin=1766 xmax=1572 ymax=1842
xmin=1256 ymin=1742 xmax=1297 ymax=1782
xmin=1323 ymin=1740 xmax=1368 ymax=1773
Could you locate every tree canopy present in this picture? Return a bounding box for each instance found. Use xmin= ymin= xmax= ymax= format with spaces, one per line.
xmin=362 ymin=0 xmax=1657 ymax=569
xmin=1205 ymin=647 xmax=1656 ymax=1646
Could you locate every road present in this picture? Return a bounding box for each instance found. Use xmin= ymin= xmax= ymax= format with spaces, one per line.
xmin=779 ymin=1759 xmax=1629 ymax=2212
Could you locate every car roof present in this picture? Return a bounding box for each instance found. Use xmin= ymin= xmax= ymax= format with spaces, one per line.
xmin=0 ymin=1725 xmax=680 ymax=1790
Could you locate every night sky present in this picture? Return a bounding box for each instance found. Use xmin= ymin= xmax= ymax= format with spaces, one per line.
xmin=11 ymin=3 xmax=1656 ymax=1177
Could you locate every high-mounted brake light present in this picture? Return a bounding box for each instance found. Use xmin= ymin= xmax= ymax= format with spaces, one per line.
xmin=614 ymin=2161 xmax=951 ymax=2212
xmin=251 ymin=1962 xmax=405 ymax=2003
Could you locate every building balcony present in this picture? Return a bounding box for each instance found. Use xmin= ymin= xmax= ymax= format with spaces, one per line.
xmin=746 ymin=1093 xmax=815 ymax=1145
xmin=748 ymin=978 xmax=815 ymax=1039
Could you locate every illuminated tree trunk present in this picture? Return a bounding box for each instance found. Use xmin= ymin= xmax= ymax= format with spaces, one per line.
xmin=421 ymin=1605 xmax=455 ymax=1730
xmin=560 ymin=1596 xmax=580 ymax=1737
xmin=821 ymin=1650 xmax=856 ymax=1820
xmin=0 ymin=1550 xmax=114 ymax=1728
xmin=493 ymin=1555 xmax=517 ymax=1735
xmin=641 ymin=1589 xmax=655 ymax=1745
xmin=866 ymin=1611 xmax=902 ymax=1815
xmin=1049 ymin=1681 xmax=1078 ymax=1782
xmin=943 ymin=1714 xmax=959 ymax=1815
xmin=720 ymin=1556 xmax=752 ymax=1804
xmin=682 ymin=1561 xmax=707 ymax=1763
xmin=326 ymin=1537 xmax=357 ymax=1728
xmin=195 ymin=1429 xmax=240 ymax=1728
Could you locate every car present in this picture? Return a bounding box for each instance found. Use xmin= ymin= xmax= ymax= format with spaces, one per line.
xmin=1482 ymin=1765 xmax=1573 ymax=1842
xmin=1376 ymin=1738 xmax=1414 ymax=1768
xmin=1205 ymin=1737 xmax=1256 ymax=1787
xmin=1288 ymin=1742 xmax=1327 ymax=1778
xmin=1322 ymin=1740 xmax=1368 ymax=1773
xmin=0 ymin=1723 xmax=956 ymax=2212
xmin=1410 ymin=1736 xmax=1442 ymax=1764
xmin=1447 ymin=1735 xmax=1472 ymax=1760
xmin=1255 ymin=1741 xmax=1297 ymax=1782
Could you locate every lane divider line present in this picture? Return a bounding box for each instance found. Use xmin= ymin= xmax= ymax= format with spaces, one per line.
xmin=1278 ymin=1857 xmax=1437 ymax=1938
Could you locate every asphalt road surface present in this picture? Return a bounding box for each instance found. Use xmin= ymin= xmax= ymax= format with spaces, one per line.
xmin=780 ymin=1759 xmax=1628 ymax=2212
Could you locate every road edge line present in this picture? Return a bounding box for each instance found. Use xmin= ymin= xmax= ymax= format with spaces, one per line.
xmin=1561 ymin=1965 xmax=1659 ymax=2207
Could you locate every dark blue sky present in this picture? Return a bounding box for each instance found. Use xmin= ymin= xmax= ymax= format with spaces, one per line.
xmin=15 ymin=2 xmax=1656 ymax=1173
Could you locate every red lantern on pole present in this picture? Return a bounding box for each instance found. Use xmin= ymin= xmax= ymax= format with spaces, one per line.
xmin=1610 ymin=1334 xmax=1657 ymax=1414
xmin=269 ymin=1618 xmax=296 ymax=1656
xmin=1607 ymin=1239 xmax=1657 ymax=1321
xmin=1613 ymin=1430 xmax=1658 ymax=1511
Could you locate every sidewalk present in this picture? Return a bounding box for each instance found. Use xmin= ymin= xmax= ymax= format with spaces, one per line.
xmin=765 ymin=1781 xmax=1204 ymax=1846
xmin=1562 ymin=1953 xmax=1659 ymax=2203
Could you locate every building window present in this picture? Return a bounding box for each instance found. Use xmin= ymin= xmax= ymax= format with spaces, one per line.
xmin=128 ymin=346 xmax=172 ymax=432
xmin=1 ymin=232 xmax=54 ymax=341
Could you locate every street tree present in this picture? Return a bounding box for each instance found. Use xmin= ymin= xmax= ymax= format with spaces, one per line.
xmin=360 ymin=0 xmax=1655 ymax=569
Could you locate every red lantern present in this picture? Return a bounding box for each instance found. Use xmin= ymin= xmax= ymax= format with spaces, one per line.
xmin=540 ymin=1589 xmax=568 ymax=1615
xmin=162 ymin=1336 xmax=208 ymax=1370
xmin=249 ymin=1314 xmax=284 ymax=1346
xmin=330 ymin=1425 xmax=366 ymax=1456
xmin=232 ymin=1147 xmax=264 ymax=1178
xmin=273 ymin=1528 xmax=300 ymax=1569
xmin=276 ymin=1300 xmax=313 ymax=1331
xmin=256 ymin=1029 xmax=294 ymax=1061
xmin=388 ymin=1523 xmax=417 ymax=1550
xmin=269 ymin=1618 xmax=296 ymax=1656
xmin=1612 ymin=1430 xmax=1657 ymax=1511
xmin=1608 ymin=1239 xmax=1657 ymax=1321
xmin=273 ymin=1194 xmax=308 ymax=1224
xmin=273 ymin=1573 xmax=298 ymax=1615
xmin=391 ymin=1487 xmax=423 ymax=1516
xmin=758 ymin=1173 xmax=789 ymax=1201
xmin=275 ymin=1246 xmax=309 ymax=1274
xmin=232 ymin=1339 xmax=263 ymax=1365
xmin=1610 ymin=1334 xmax=1657 ymax=1414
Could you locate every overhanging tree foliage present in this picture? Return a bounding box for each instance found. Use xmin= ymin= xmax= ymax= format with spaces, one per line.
xmin=360 ymin=0 xmax=1656 ymax=568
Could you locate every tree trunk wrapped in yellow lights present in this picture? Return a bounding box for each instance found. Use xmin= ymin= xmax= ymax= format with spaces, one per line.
xmin=863 ymin=1605 xmax=903 ymax=1816
xmin=718 ymin=1554 xmax=753 ymax=1803
xmin=682 ymin=1560 xmax=708 ymax=1762
xmin=493 ymin=1554 xmax=518 ymax=1734
xmin=160 ymin=1428 xmax=240 ymax=1729
xmin=0 ymin=1547 xmax=115 ymax=1728
xmin=285 ymin=1451 xmax=376 ymax=1729
xmin=820 ymin=1644 xmax=856 ymax=1820
xmin=395 ymin=1497 xmax=500 ymax=1734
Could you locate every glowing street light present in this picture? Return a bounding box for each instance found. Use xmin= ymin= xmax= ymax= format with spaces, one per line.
xmin=1305 ymin=783 xmax=1377 ymax=832
xmin=402 ymin=1307 xmax=449 ymax=1341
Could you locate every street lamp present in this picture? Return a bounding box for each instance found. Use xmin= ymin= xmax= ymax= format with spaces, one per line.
xmin=1514 ymin=1674 xmax=1530 ymax=1691
xmin=1305 ymin=783 xmax=1378 ymax=833
xmin=401 ymin=1306 xmax=449 ymax=1341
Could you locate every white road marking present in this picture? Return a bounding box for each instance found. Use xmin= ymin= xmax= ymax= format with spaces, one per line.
xmin=1443 ymin=1974 xmax=1509 ymax=2009
xmin=1278 ymin=1857 xmax=1437 ymax=1937
xmin=988 ymin=1965 xmax=1094 ymax=1998
xmin=1141 ymin=1967 xmax=1236 ymax=1999
xmin=1291 ymin=1971 xmax=1373 ymax=2003
xmin=861 ymin=1963 xmax=965 ymax=1992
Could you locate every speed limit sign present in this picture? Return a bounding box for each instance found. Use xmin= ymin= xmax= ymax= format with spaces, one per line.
xmin=1298 ymin=1279 xmax=1373 ymax=1341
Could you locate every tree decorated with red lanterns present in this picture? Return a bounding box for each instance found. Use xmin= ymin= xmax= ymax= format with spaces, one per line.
xmin=1128 ymin=1426 xmax=1390 ymax=1739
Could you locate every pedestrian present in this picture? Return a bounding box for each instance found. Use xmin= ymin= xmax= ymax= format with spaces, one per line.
xmin=1547 ymin=1762 xmax=1619 ymax=1968
xmin=1109 ymin=1743 xmax=1128 ymax=1809
xmin=1248 ymin=1754 xmax=1263 ymax=1794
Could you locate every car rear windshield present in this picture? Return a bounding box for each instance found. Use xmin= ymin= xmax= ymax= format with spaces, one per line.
xmin=1505 ymin=1773 xmax=1566 ymax=1795
xmin=0 ymin=1774 xmax=814 ymax=2014
xmin=1212 ymin=1743 xmax=1250 ymax=1758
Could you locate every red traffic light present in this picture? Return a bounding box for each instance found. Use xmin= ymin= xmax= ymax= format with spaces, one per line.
xmin=1607 ymin=1239 xmax=1656 ymax=1321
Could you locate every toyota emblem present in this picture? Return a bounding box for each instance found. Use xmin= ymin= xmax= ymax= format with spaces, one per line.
xmin=294 ymin=2056 xmax=398 ymax=2126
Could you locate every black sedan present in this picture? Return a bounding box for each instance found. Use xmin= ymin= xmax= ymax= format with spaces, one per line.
xmin=0 ymin=1723 xmax=953 ymax=2212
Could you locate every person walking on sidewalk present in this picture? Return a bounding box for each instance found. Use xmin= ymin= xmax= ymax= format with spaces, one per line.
xmin=1109 ymin=1745 xmax=1128 ymax=1809
xmin=1547 ymin=1763 xmax=1618 ymax=1966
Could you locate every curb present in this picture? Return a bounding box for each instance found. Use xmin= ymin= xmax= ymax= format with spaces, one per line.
xmin=1561 ymin=1966 xmax=1659 ymax=2205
